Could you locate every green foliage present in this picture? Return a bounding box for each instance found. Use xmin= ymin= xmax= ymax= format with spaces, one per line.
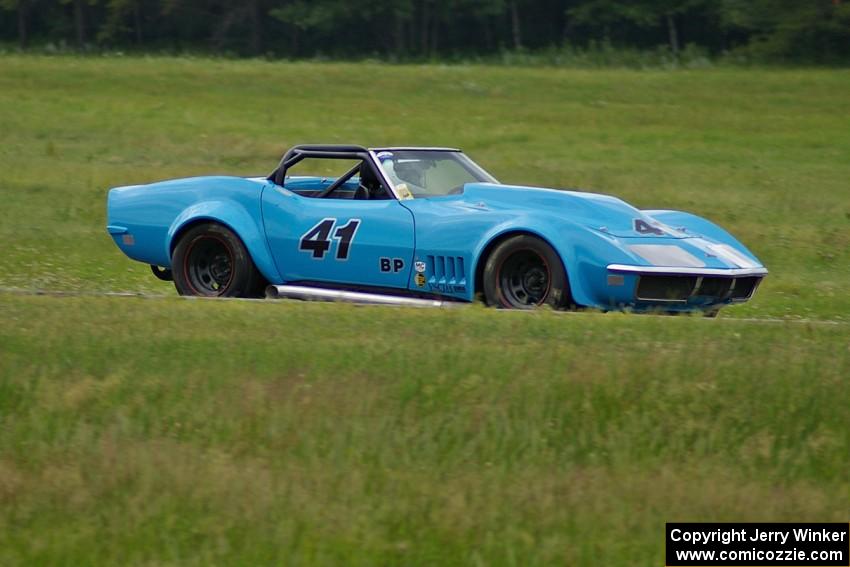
xmin=720 ymin=0 xmax=850 ymax=62
xmin=270 ymin=1 xmax=352 ymax=32
xmin=0 ymin=0 xmax=849 ymax=62
xmin=96 ymin=0 xmax=136 ymax=43
xmin=569 ymin=0 xmax=708 ymax=30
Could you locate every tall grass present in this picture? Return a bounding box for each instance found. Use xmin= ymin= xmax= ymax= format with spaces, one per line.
xmin=1 ymin=296 xmax=848 ymax=565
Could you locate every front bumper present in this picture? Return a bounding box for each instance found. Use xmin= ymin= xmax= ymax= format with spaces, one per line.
xmin=606 ymin=264 xmax=768 ymax=307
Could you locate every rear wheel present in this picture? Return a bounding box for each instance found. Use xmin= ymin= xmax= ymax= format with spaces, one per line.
xmin=483 ymin=235 xmax=572 ymax=309
xmin=150 ymin=264 xmax=173 ymax=281
xmin=172 ymin=223 xmax=264 ymax=297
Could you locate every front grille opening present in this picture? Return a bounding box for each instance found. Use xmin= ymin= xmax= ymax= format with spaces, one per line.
xmin=696 ymin=277 xmax=732 ymax=298
xmin=730 ymin=277 xmax=760 ymax=300
xmin=636 ymin=276 xmax=697 ymax=302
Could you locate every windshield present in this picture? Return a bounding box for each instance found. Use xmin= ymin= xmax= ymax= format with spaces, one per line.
xmin=374 ymin=150 xmax=498 ymax=199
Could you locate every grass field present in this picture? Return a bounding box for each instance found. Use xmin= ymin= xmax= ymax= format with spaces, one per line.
xmin=2 ymin=56 xmax=850 ymax=318
xmin=1 ymin=55 xmax=849 ymax=565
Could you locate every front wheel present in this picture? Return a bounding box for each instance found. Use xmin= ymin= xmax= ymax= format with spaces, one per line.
xmin=172 ymin=223 xmax=264 ymax=297
xmin=483 ymin=235 xmax=572 ymax=309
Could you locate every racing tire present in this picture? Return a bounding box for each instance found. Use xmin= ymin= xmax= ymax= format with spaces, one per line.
xmin=483 ymin=235 xmax=572 ymax=310
xmin=172 ymin=223 xmax=264 ymax=298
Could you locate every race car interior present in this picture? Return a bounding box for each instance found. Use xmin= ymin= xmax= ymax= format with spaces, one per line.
xmin=270 ymin=145 xmax=391 ymax=200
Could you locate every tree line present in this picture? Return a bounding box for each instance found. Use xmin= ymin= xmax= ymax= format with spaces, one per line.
xmin=1 ymin=0 xmax=849 ymax=63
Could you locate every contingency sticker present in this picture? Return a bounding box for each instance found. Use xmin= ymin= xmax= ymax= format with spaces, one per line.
xmin=396 ymin=183 xmax=414 ymax=200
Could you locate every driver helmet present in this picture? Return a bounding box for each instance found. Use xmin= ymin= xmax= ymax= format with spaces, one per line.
xmin=376 ymin=151 xmax=398 ymax=184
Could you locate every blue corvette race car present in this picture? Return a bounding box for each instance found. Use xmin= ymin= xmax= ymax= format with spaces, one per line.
xmin=107 ymin=144 xmax=766 ymax=313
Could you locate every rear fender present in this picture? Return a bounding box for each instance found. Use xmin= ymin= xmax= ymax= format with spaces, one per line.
xmin=167 ymin=200 xmax=281 ymax=283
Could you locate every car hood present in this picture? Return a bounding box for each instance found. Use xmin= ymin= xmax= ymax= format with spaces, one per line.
xmin=461 ymin=183 xmax=688 ymax=238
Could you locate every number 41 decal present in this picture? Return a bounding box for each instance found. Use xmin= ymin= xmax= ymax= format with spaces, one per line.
xmin=299 ymin=218 xmax=361 ymax=260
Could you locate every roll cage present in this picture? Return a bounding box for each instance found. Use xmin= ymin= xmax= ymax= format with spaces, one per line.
xmin=268 ymin=144 xmax=464 ymax=201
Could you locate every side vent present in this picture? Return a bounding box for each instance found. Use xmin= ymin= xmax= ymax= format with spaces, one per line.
xmin=426 ymin=255 xmax=467 ymax=291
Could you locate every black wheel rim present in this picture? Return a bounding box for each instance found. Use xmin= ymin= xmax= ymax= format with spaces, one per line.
xmin=498 ymin=249 xmax=551 ymax=307
xmin=184 ymin=236 xmax=234 ymax=295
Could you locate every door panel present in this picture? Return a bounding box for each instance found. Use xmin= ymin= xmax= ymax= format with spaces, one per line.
xmin=261 ymin=186 xmax=415 ymax=288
